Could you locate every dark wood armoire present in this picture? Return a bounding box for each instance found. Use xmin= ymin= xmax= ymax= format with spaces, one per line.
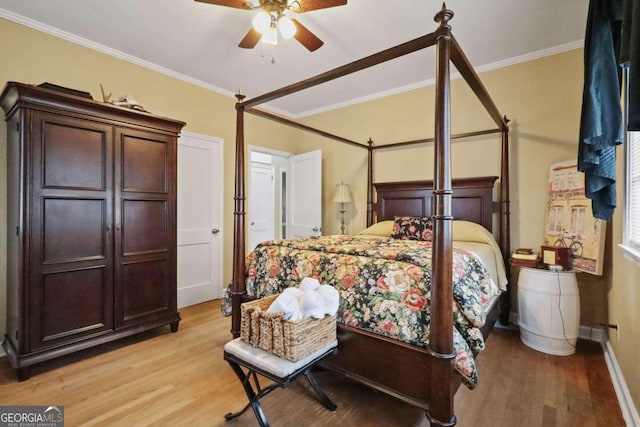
xmin=1 ymin=82 xmax=185 ymax=380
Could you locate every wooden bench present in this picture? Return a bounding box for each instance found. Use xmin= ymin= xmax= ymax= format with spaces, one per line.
xmin=223 ymin=338 xmax=338 ymax=427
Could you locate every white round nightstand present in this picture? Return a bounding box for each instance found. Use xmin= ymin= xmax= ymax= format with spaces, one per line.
xmin=517 ymin=267 xmax=579 ymax=356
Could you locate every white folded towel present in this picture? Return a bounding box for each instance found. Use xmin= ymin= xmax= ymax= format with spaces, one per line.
xmin=267 ymin=287 xmax=304 ymax=321
xmin=318 ymin=285 xmax=340 ymax=316
xmin=266 ymin=280 xmax=340 ymax=320
xmin=299 ymin=277 xmax=321 ymax=292
xmin=300 ymin=288 xmax=326 ymax=319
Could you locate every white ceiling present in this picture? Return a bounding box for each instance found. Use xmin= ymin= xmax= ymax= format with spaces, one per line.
xmin=0 ymin=0 xmax=589 ymax=117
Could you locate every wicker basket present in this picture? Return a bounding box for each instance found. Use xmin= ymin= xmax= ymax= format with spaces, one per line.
xmin=240 ymin=294 xmax=337 ymax=362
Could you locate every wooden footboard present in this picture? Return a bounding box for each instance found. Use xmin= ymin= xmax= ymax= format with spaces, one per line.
xmin=324 ymin=326 xmax=438 ymax=410
xmin=320 ymin=299 xmax=500 ymax=411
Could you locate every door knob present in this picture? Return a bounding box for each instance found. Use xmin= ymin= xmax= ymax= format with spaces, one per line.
xmin=211 ymin=228 xmax=220 ymax=235
xmin=312 ymin=227 xmax=319 ymax=232
xmin=251 ymin=221 xmax=255 ymax=226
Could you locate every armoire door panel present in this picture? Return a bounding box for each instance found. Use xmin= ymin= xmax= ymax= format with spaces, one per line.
xmin=119 ymin=259 xmax=168 ymax=323
xmin=41 ymin=119 xmax=108 ymax=190
xmin=121 ymin=134 xmax=168 ymax=193
xmin=121 ymin=199 xmax=167 ymax=255
xmin=42 ymin=198 xmax=106 ymax=263
xmin=35 ymin=267 xmax=113 ymax=348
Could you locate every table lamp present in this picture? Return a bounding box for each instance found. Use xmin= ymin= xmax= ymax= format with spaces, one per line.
xmin=332 ymin=182 xmax=352 ymax=234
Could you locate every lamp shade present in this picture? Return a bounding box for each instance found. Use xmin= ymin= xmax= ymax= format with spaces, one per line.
xmin=278 ymin=15 xmax=296 ymax=39
xmin=252 ymin=11 xmax=271 ymax=33
xmin=333 ymin=183 xmax=352 ymax=204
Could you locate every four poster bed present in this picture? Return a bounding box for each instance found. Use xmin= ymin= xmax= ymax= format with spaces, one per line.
xmin=228 ymin=6 xmax=511 ymax=426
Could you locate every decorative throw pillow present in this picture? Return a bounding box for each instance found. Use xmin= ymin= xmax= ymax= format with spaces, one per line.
xmin=391 ymin=216 xmax=433 ymax=241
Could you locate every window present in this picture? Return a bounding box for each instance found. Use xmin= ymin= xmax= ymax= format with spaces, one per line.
xmin=622 ymin=69 xmax=640 ymax=263
xmin=624 ymin=132 xmax=640 ymax=247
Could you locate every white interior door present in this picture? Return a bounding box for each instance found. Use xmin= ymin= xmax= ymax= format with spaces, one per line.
xmin=287 ymin=150 xmax=322 ymax=238
xmin=249 ymin=163 xmax=275 ymax=251
xmin=177 ymin=132 xmax=223 ymax=307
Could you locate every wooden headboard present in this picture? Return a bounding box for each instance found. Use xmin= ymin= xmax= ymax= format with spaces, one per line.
xmin=373 ymin=176 xmax=499 ymax=232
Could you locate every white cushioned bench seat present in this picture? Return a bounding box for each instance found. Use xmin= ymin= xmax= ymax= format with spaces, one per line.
xmin=224 ymin=338 xmax=338 ymax=378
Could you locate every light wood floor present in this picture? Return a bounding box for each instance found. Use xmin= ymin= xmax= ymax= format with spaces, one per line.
xmin=0 ymin=300 xmax=625 ymax=426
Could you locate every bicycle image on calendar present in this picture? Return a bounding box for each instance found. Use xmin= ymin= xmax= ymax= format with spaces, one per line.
xmin=554 ymin=229 xmax=583 ymax=258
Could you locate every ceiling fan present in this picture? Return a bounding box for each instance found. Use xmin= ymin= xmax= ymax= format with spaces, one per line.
xmin=195 ymin=0 xmax=347 ymax=52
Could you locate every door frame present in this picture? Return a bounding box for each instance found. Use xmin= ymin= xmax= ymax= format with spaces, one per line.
xmin=178 ymin=130 xmax=224 ymax=301
xmin=248 ymin=162 xmax=276 ymax=251
xmin=248 ymin=145 xmax=292 ymax=241
xmin=287 ymin=149 xmax=323 ymax=238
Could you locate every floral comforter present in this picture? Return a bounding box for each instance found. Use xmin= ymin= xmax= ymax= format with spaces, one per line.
xmin=224 ymin=234 xmax=500 ymax=388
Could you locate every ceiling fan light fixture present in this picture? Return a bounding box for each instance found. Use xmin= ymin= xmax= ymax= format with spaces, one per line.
xmin=262 ymin=25 xmax=278 ymax=45
xmin=252 ymin=10 xmax=271 ymax=33
xmin=278 ymin=15 xmax=296 ymax=39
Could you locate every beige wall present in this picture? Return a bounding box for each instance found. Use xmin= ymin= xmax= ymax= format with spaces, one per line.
xmin=1 ymin=15 xmax=637 ymax=416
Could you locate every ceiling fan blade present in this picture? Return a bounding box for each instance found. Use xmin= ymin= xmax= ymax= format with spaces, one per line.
xmin=194 ymin=0 xmax=253 ymax=10
xmin=292 ymin=19 xmax=324 ymax=51
xmin=290 ymin=0 xmax=347 ymax=13
xmin=238 ymin=27 xmax=262 ymax=49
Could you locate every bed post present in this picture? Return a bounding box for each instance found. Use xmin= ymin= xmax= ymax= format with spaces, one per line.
xmin=231 ymin=92 xmax=247 ymax=338
xmin=367 ymin=138 xmax=374 ymax=227
xmin=427 ymin=5 xmax=456 ymax=427
xmin=499 ymin=117 xmax=511 ymax=325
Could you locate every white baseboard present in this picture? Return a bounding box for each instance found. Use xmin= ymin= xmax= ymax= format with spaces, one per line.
xmin=578 ymin=325 xmax=606 ymax=343
xmin=602 ymin=339 xmax=640 ymax=427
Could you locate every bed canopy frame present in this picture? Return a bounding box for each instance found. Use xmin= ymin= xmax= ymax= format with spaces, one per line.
xmin=229 ymin=5 xmax=510 ymax=426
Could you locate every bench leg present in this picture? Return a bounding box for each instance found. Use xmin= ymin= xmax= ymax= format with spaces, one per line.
xmin=304 ymin=369 xmax=337 ymax=412
xmin=225 ymin=360 xmax=278 ymax=427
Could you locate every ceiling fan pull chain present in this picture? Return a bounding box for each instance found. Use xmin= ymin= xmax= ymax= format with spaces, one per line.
xmin=260 ymin=42 xmax=277 ymax=64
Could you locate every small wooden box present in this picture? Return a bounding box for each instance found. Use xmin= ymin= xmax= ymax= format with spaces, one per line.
xmin=540 ymin=246 xmax=572 ymax=270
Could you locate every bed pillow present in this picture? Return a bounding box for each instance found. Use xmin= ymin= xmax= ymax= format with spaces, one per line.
xmin=358 ymin=220 xmax=395 ymax=237
xmin=452 ymin=220 xmax=508 ymax=291
xmin=391 ymin=216 xmax=433 ymax=241
xmin=453 ymin=220 xmax=494 ymax=244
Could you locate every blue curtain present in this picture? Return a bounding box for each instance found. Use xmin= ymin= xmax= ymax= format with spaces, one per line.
xmin=578 ymin=0 xmax=623 ymax=221
xmin=579 ymin=0 xmax=640 ymax=220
